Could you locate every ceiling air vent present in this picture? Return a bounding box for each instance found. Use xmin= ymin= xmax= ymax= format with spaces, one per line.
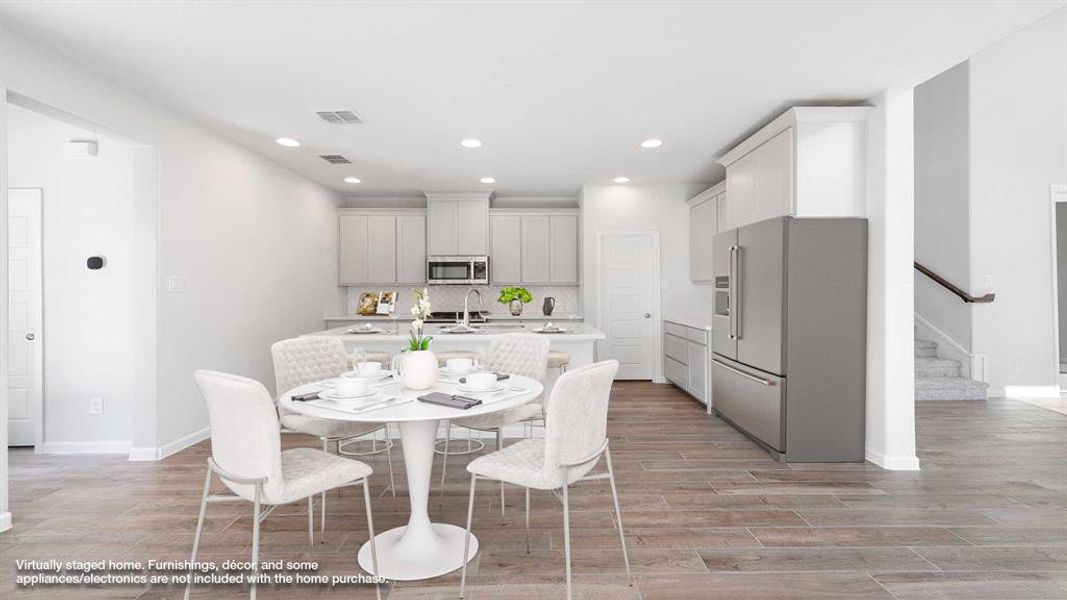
xmin=319 ymin=154 xmax=352 ymax=165
xmin=316 ymin=110 xmax=364 ymax=125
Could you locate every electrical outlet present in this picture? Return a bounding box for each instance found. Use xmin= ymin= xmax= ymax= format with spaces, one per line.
xmin=167 ymin=276 xmax=186 ymax=293
xmin=984 ymin=275 xmax=994 ymax=291
xmin=1012 ymin=358 xmax=1023 ymax=372
xmin=89 ymin=398 xmax=103 ymax=415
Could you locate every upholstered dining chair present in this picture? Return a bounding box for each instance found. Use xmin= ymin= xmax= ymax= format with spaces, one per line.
xmin=439 ymin=333 xmax=550 ymax=518
xmin=460 ymin=359 xmax=630 ymax=600
xmin=271 ymin=337 xmax=396 ymax=537
xmin=188 ymin=370 xmax=381 ymax=600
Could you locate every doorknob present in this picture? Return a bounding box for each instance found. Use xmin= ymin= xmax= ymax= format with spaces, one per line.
xmin=26 ymin=333 xmax=35 ymax=341
xmin=644 ymin=313 xmax=651 ymax=318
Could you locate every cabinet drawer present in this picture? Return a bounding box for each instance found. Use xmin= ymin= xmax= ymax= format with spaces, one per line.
xmin=664 ymin=321 xmax=688 ymax=338
xmin=664 ymin=333 xmax=688 ymax=364
xmin=664 ymin=356 xmax=688 ymax=387
xmin=687 ymin=327 xmax=709 ymax=344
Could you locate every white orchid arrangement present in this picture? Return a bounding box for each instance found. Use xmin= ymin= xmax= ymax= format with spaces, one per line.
xmin=408 ymin=288 xmax=433 ymax=351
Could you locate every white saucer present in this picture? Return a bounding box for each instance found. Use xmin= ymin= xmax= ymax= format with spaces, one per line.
xmin=534 ymin=327 xmax=568 ymax=333
xmin=321 ymin=389 xmax=378 ymax=400
xmin=440 ymin=367 xmax=476 ymax=378
xmin=456 ymin=384 xmax=504 ymax=394
xmin=342 ymin=370 xmax=394 ymax=381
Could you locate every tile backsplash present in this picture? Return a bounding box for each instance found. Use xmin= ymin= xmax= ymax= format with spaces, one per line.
xmin=344 ymin=285 xmax=581 ymax=317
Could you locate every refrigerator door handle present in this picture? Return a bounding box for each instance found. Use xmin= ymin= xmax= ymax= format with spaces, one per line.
xmin=712 ymin=358 xmax=777 ymax=386
xmin=729 ymin=245 xmax=740 ymax=340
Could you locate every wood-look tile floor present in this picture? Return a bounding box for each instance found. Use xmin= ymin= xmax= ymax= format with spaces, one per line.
xmin=3 ymin=381 xmax=1066 ymax=599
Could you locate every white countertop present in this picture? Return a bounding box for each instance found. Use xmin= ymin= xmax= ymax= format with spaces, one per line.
xmin=304 ymin=321 xmax=605 ymax=342
xmin=663 ymin=314 xmax=713 ymax=331
xmin=324 ymin=314 xmax=583 ymax=322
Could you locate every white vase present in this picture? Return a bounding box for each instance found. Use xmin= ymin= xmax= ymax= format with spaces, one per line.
xmin=400 ymin=349 xmax=438 ymax=390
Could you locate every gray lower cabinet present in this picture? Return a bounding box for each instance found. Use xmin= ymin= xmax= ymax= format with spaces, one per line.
xmin=662 ymin=319 xmax=710 ymax=408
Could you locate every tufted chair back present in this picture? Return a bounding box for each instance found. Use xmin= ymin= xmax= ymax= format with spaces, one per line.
xmin=271 ymin=337 xmax=349 ymax=415
xmin=481 ymin=333 xmax=550 ymax=383
xmin=541 ymin=360 xmax=618 ymax=485
xmin=194 ymin=370 xmax=285 ymax=502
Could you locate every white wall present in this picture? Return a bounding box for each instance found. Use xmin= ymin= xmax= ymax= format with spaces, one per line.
xmin=580 ymin=183 xmax=711 ymax=379
xmin=6 ymin=105 xmax=140 ymax=447
xmin=914 ymin=62 xmax=973 ymax=348
xmin=969 ymin=9 xmax=1067 ymax=396
xmin=0 ymin=28 xmax=345 ymax=455
xmin=864 ymin=89 xmax=919 ymax=470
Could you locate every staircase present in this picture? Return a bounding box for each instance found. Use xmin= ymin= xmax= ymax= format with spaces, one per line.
xmin=915 ymin=338 xmax=989 ymax=401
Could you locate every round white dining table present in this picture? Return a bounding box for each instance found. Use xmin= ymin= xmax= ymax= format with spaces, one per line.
xmin=279 ymin=373 xmax=544 ymax=581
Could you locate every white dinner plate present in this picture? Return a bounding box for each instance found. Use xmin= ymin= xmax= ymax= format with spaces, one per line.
xmin=456 ymin=384 xmax=504 ymax=394
xmin=439 ymin=367 xmax=476 ymax=378
xmin=342 ymin=370 xmax=395 ymax=381
xmin=533 ymin=327 xmax=568 ymax=334
xmin=321 ymin=389 xmax=378 ymax=400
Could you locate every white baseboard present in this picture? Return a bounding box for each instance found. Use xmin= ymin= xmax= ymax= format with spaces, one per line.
xmin=1002 ymin=385 xmax=1061 ymax=399
xmin=127 ymin=446 xmax=161 ymax=462
xmin=40 ymin=440 xmax=132 ymax=455
xmin=127 ymin=426 xmax=211 ymax=462
xmin=159 ymin=426 xmax=211 ymax=459
xmin=865 ymin=447 xmax=921 ymax=471
xmin=0 ymin=511 xmax=11 ymax=533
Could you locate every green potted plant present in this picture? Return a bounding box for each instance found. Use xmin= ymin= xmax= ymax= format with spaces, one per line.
xmin=498 ymin=286 xmax=533 ymax=316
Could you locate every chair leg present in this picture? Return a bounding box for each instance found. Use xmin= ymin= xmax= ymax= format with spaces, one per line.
xmin=561 ymin=477 xmax=573 ymax=600
xmin=605 ymin=445 xmax=632 ymax=585
xmin=525 ymin=487 xmax=531 ymax=554
xmin=496 ymin=429 xmax=505 ymax=523
xmin=183 ymin=467 xmax=212 ymax=600
xmin=362 ymin=478 xmax=382 ymax=600
xmin=460 ymin=474 xmax=477 ymax=598
xmin=384 ymin=424 xmax=396 ymax=498
xmin=307 ymin=496 xmax=314 ymax=547
xmin=251 ymin=485 xmax=262 ymax=600
xmin=439 ymin=421 xmax=451 ymax=496
xmin=321 ymin=438 xmax=328 ymax=542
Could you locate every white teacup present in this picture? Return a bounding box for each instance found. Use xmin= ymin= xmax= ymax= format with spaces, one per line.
xmin=354 ymin=361 xmax=383 ymax=377
xmin=465 ymin=372 xmax=497 ymax=391
xmin=446 ymin=358 xmax=474 ymax=374
xmin=335 ymin=378 xmax=369 ymax=397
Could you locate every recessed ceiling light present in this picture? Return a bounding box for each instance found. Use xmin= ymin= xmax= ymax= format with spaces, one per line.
xmin=480 ymin=177 xmax=496 ymax=184
xmin=275 ymin=137 xmax=300 ymax=147
xmin=640 ymin=138 xmax=663 ymax=149
xmin=460 ymin=138 xmax=482 ymax=148
xmin=344 ymin=177 xmax=362 ymax=184
xmin=614 ymin=177 xmax=631 ymax=184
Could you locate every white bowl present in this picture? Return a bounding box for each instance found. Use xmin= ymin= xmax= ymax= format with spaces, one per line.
xmin=334 ymin=379 xmax=369 ymax=397
xmin=446 ymin=358 xmax=475 ymax=374
xmin=464 ymin=372 xmax=497 ymax=391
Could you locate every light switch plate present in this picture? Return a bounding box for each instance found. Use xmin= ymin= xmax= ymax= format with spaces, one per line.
xmin=167 ymin=276 xmax=186 ymax=292
xmin=89 ymin=398 xmax=103 ymax=415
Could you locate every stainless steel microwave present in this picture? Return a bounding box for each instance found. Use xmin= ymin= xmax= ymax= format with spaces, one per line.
xmin=427 ymin=256 xmax=489 ymax=285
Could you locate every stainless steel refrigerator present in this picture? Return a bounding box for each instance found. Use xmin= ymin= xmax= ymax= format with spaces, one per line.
xmin=711 ymin=216 xmax=867 ymax=462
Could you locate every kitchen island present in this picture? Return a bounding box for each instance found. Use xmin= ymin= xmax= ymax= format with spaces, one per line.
xmin=301 ymin=321 xmax=605 ymax=370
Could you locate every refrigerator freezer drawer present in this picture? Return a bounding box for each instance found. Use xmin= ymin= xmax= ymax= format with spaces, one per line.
xmin=711 ymin=355 xmax=785 ymax=451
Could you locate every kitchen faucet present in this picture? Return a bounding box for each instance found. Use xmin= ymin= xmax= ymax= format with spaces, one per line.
xmin=462 ymin=289 xmax=482 ymax=328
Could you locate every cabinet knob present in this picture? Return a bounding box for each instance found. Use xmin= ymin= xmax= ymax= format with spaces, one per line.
xmin=26 ymin=333 xmax=35 ymax=341
xmin=644 ymin=313 xmax=652 ymax=319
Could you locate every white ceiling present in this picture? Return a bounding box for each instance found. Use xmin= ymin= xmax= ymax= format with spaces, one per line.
xmin=0 ymin=1 xmax=1061 ymax=197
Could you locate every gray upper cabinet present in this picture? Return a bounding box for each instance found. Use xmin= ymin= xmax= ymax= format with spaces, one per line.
xmin=490 ymin=214 xmax=522 ymax=284
xmin=687 ymin=183 xmax=723 ymax=284
xmin=339 ymin=209 xmax=426 ymax=285
xmin=396 ymin=214 xmax=427 ymax=284
xmin=426 ymin=193 xmax=490 ymax=256
xmin=489 ymin=209 xmax=579 ymax=285
xmin=521 ymin=215 xmax=551 ymax=283
xmin=549 ymin=214 xmax=579 ymax=283
xmin=339 ymin=213 xmax=370 ymax=284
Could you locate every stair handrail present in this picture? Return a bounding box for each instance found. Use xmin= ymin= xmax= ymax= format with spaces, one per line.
xmin=914 ymin=262 xmax=995 ymax=304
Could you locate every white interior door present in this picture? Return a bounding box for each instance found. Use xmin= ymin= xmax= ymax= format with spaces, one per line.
xmin=8 ymin=189 xmax=43 ymax=447
xmin=598 ymin=232 xmax=658 ymax=379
